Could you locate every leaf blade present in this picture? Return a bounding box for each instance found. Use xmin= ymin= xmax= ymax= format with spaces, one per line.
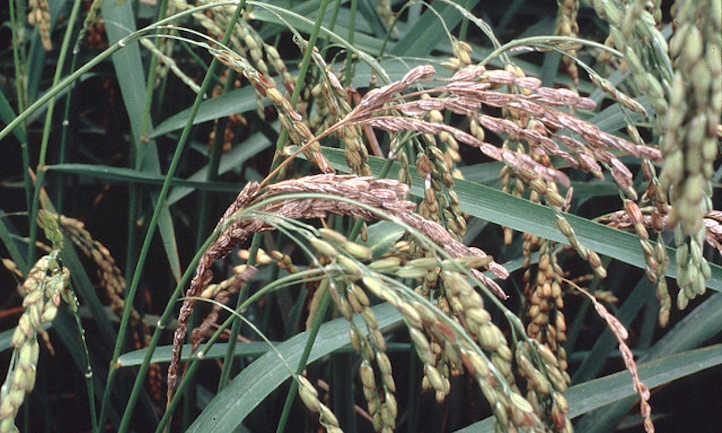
xmin=186 ymin=303 xmax=402 ymax=433
xmin=453 ymin=343 xmax=722 ymax=432
xmin=318 ymin=146 xmax=722 ymax=291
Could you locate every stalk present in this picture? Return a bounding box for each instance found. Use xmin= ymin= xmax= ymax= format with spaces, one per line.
xmin=55 ymin=51 xmax=78 ymax=212
xmin=72 ymin=306 xmax=98 ymax=432
xmin=343 ymin=0 xmax=357 ymax=86
xmin=214 ymin=0 xmax=331 ymax=395
xmin=217 ymin=233 xmax=261 ymax=388
xmin=97 ymin=2 xmax=248 ymax=431
xmin=26 ymin=0 xmax=84 ymax=264
xmin=124 ymin=0 xmax=171 ymax=281
xmin=275 ymin=282 xmax=332 ymax=433
xmin=9 ymin=0 xmax=31 ymax=212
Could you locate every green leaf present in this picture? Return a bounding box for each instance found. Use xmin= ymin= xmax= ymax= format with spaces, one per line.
xmin=251 ymin=4 xmax=385 ymax=54
xmin=589 ymin=96 xmax=648 ymax=134
xmin=117 ymin=342 xmax=272 ymax=367
xmin=257 ymin=0 xmax=375 ymax=38
xmin=575 ymin=292 xmax=722 ymax=433
xmin=150 ymin=58 xmax=453 ymax=138
xmin=540 ymin=52 xmax=561 ymax=87
xmin=317 ymin=146 xmax=722 ymax=291
xmin=356 ymin=0 xmax=388 ymax=37
xmin=570 ymin=180 xmax=621 ymax=204
xmin=249 ymin=1 xmax=388 ymax=83
xmin=0 ymin=323 xmax=52 ymax=353
xmin=154 ymin=198 xmax=182 ymax=282
xmin=183 ymin=249 xmax=533 ymax=433
xmin=150 ymin=86 xmax=262 ymax=138
xmin=60 ymin=238 xmax=119 ymax=347
xmin=0 ymin=210 xmax=28 ymax=273
xmin=118 ymin=342 xmax=413 ymax=366
xmin=572 ymin=278 xmax=653 ymax=384
xmin=391 ymin=0 xmax=480 ymax=57
xmin=52 ymin=308 xmax=123 ymax=426
xmin=0 ymin=86 xmax=26 ymax=143
xmin=167 ymin=132 xmax=272 ymax=206
xmin=102 ymin=0 xmax=182 ymax=282
xmin=458 ymin=162 xmax=504 ymax=185
xmin=363 ymin=220 xmax=405 ymax=258
xmin=101 ymin=0 xmax=148 ymax=142
xmin=454 ymin=343 xmax=722 ymax=433
xmin=186 ymin=303 xmax=403 ymax=433
xmin=46 ymin=163 xmax=242 ymax=192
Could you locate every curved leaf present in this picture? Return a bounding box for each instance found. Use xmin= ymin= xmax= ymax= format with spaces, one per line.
xmin=118 ymin=342 xmax=272 ymax=366
xmin=0 ymin=87 xmax=26 ymax=143
xmin=102 ymin=0 xmax=182 ymax=281
xmin=150 ymin=86 xmax=262 ymax=138
xmin=150 ymin=59 xmax=452 ymax=138
xmin=572 ymin=279 xmax=653 ymax=384
xmin=117 ymin=342 xmax=413 ymax=366
xmin=391 ymin=0 xmax=480 ymax=57
xmin=0 ymin=323 xmax=52 ymax=353
xmin=575 ymin=292 xmax=722 ymax=433
xmin=184 ymin=225 xmax=539 ymax=433
xmin=250 ymin=3 xmax=385 ymax=54
xmin=454 ymin=343 xmax=722 ymax=433
xmin=318 ymin=146 xmax=722 ymax=291
xmin=166 ymin=132 xmax=272 ymax=206
xmin=363 ymin=220 xmax=405 ymax=257
xmin=0 ymin=210 xmax=27 ymax=272
xmin=186 ymin=302 xmax=402 ymax=433
xmin=46 ymin=163 xmax=242 ymax=192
